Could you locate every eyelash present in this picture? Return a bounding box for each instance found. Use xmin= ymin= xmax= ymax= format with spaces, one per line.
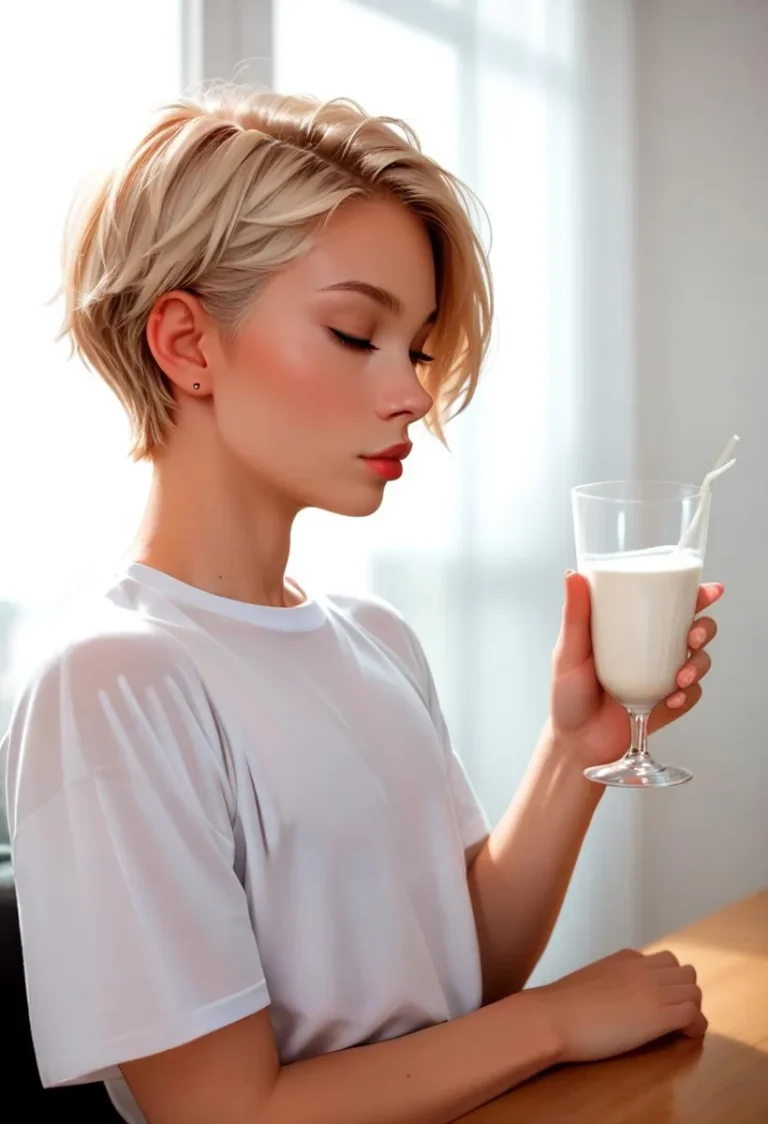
xmin=329 ymin=328 xmax=435 ymax=365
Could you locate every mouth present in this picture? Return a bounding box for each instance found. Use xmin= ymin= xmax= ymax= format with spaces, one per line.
xmin=359 ymin=442 xmax=411 ymax=482
xmin=360 ymin=456 xmax=405 ymax=481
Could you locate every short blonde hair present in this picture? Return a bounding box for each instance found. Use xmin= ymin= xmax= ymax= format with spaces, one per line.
xmin=60 ymin=85 xmax=493 ymax=460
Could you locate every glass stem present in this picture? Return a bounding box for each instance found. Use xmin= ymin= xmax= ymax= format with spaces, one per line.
xmin=626 ymin=709 xmax=651 ymax=761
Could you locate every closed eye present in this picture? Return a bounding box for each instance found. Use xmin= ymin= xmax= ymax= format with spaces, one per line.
xmin=329 ymin=328 xmax=435 ymax=366
xmin=329 ymin=328 xmax=378 ymax=353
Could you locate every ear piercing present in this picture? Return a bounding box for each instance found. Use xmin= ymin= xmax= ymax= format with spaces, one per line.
xmin=192 ymin=382 xmax=200 ymax=391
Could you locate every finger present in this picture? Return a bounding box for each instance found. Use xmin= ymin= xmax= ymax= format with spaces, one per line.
xmin=650 ymin=683 xmax=702 ymax=730
xmin=658 ymin=964 xmax=697 ymax=986
xmin=664 ymin=683 xmax=703 ymax=713
xmin=667 ymin=1002 xmax=708 ymax=1038
xmin=552 ymin=572 xmax=593 ymax=675
xmin=663 ymin=984 xmax=703 ymax=1008
xmin=645 ymin=950 xmax=680 ymax=969
xmin=676 ymin=650 xmax=712 ymax=690
xmin=614 ymin=947 xmax=643 ymax=961
xmin=681 ymin=1010 xmax=709 ymax=1039
xmin=688 ymin=616 xmax=718 ymax=650
xmin=695 ymin=583 xmax=724 ymax=613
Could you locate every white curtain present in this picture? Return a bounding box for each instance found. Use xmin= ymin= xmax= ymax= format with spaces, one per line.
xmin=1 ymin=0 xmax=642 ymax=979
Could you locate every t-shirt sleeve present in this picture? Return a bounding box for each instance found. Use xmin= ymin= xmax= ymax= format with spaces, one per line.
xmin=423 ymin=683 xmax=490 ymax=850
xmin=5 ymin=628 xmax=269 ymax=1088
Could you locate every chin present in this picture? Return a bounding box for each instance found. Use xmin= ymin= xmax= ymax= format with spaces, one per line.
xmin=315 ymin=485 xmax=386 ymax=518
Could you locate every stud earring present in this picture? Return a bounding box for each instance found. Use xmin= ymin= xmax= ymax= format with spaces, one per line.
xmin=192 ymin=382 xmax=200 ymax=391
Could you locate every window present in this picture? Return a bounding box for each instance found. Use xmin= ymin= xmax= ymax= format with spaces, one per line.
xmin=0 ymin=2 xmax=184 ymax=838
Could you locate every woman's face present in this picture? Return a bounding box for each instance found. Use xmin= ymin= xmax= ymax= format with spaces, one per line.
xmin=208 ymin=198 xmax=437 ymax=517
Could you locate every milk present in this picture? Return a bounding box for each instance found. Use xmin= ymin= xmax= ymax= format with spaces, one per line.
xmin=583 ymin=548 xmax=702 ymax=711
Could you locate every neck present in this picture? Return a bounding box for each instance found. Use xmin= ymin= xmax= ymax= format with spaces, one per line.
xmin=131 ymin=434 xmax=303 ymax=609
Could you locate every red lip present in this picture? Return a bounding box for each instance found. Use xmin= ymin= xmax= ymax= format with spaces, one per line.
xmin=366 ymin=442 xmax=412 ymax=460
xmin=359 ymin=443 xmax=411 ymax=482
xmin=361 ymin=457 xmax=404 ymax=481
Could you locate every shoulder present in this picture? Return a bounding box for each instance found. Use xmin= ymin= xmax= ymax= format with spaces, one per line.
xmin=6 ymin=596 xmax=210 ymax=752
xmin=17 ymin=596 xmax=198 ymax=701
xmin=4 ymin=598 xmax=225 ymax=835
xmin=324 ymin=590 xmax=429 ymax=678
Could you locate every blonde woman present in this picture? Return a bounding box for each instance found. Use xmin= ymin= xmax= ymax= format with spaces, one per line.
xmin=3 ymin=87 xmax=721 ymax=1124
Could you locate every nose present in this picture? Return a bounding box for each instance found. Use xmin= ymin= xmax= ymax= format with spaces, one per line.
xmin=377 ymin=364 xmax=434 ymax=424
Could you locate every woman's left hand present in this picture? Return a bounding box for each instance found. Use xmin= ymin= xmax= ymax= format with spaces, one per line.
xmin=550 ymin=571 xmax=724 ymax=769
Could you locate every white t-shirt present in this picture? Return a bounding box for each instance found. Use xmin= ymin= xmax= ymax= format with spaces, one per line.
xmin=3 ymin=564 xmax=489 ymax=1124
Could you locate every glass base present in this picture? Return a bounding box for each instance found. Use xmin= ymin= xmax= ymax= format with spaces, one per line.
xmin=584 ymin=757 xmax=693 ymax=788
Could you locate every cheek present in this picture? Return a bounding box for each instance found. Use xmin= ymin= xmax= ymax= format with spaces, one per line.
xmin=214 ymin=324 xmax=361 ymax=457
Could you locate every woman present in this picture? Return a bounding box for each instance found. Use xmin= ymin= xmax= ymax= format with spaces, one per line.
xmin=3 ymin=87 xmax=720 ymax=1124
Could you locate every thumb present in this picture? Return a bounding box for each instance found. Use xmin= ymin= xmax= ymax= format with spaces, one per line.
xmin=553 ymin=570 xmax=593 ymax=675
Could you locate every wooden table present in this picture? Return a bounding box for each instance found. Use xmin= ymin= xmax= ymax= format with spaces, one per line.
xmin=461 ymin=891 xmax=768 ymax=1123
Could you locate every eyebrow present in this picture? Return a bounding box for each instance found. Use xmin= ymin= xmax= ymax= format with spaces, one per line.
xmin=320 ymin=280 xmax=437 ymax=324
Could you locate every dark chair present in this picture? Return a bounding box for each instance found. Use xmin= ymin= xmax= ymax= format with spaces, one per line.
xmin=0 ymin=850 xmax=124 ymax=1121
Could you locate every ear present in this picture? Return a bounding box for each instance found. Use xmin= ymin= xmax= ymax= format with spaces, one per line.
xmin=145 ymin=290 xmax=214 ymax=396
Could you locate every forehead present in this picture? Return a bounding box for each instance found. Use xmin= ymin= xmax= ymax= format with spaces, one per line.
xmin=293 ymin=198 xmax=437 ymax=309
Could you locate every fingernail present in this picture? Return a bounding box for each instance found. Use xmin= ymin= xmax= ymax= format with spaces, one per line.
xmin=565 ymin=569 xmax=576 ymax=578
xmin=679 ymin=668 xmax=696 ymax=688
xmin=690 ymin=628 xmax=707 ymax=648
xmin=667 ymin=692 xmax=686 ymax=708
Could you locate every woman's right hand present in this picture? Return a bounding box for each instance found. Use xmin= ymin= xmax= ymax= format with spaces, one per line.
xmin=535 ymin=948 xmax=707 ymax=1064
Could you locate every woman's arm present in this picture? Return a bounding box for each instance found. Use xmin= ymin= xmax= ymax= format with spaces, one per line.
xmin=122 ymin=994 xmax=558 ymax=1124
xmin=466 ymin=574 xmax=722 ymax=1004
xmin=121 ymin=957 xmax=704 ymax=1124
xmin=466 ymin=724 xmax=602 ymax=1002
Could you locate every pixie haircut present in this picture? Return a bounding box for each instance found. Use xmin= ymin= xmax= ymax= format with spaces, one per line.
xmin=60 ymin=85 xmax=493 ymax=461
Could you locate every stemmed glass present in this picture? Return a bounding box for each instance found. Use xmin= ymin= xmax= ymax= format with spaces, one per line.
xmin=571 ymin=481 xmax=709 ymax=787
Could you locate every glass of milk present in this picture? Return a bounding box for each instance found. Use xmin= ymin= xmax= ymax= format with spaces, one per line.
xmin=572 ymin=480 xmax=709 ymax=787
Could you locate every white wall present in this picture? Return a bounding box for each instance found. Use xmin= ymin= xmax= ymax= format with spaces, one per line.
xmin=634 ymin=0 xmax=768 ymax=940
